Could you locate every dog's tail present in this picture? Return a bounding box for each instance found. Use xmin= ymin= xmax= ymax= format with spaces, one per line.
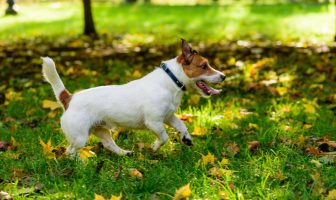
xmin=41 ymin=57 xmax=72 ymax=110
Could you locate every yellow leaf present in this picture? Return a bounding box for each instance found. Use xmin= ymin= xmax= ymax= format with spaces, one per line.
xmin=132 ymin=70 xmax=142 ymax=79
xmin=202 ymin=152 xmax=215 ymax=166
xmin=220 ymin=158 xmax=229 ymax=166
xmin=110 ymin=193 xmax=122 ymax=200
xmin=298 ymin=134 xmax=305 ymax=144
xmin=327 ymin=189 xmax=336 ymax=200
xmin=78 ymin=147 xmax=96 ymax=161
xmin=42 ymin=100 xmax=61 ymax=110
xmin=40 ymin=139 xmax=55 ymax=159
xmin=303 ymin=124 xmax=312 ymax=130
xmin=208 ymin=167 xmax=233 ymax=177
xmin=228 ymin=122 xmax=238 ymax=129
xmin=276 ymin=87 xmax=287 ymax=96
xmin=188 ymin=95 xmax=200 ymax=105
xmin=248 ymin=123 xmax=259 ymax=130
xmin=192 ymin=127 xmax=207 ymax=136
xmin=303 ymin=103 xmax=316 ymax=114
xmin=129 ymin=169 xmax=143 ymax=178
xmin=173 ymin=184 xmax=191 ymax=200
xmin=11 ymin=137 xmax=17 ymax=147
xmin=94 ymin=194 xmax=105 ymax=200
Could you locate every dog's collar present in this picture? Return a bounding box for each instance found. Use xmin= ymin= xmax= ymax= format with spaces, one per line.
xmin=160 ymin=63 xmax=186 ymax=91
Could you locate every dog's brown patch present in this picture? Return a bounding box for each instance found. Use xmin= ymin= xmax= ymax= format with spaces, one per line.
xmin=59 ymin=89 xmax=72 ymax=110
xmin=178 ymin=39 xmax=217 ymax=78
xmin=177 ymin=54 xmax=216 ymax=78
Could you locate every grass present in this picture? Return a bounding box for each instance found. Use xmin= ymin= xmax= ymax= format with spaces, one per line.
xmin=0 ymin=2 xmax=334 ymax=43
xmin=0 ymin=37 xmax=336 ymax=199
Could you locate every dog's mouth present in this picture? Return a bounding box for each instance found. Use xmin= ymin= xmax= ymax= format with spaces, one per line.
xmin=195 ymin=80 xmax=222 ymax=96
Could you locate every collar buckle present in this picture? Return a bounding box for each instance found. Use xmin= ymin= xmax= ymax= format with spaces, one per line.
xmin=160 ymin=63 xmax=186 ymax=91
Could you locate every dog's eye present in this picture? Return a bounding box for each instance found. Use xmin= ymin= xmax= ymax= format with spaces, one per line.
xmin=201 ymin=64 xmax=208 ymax=70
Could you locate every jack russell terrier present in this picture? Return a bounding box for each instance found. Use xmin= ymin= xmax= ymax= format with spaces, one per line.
xmin=41 ymin=39 xmax=225 ymax=156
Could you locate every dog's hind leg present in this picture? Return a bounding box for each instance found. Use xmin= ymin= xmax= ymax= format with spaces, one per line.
xmin=92 ymin=127 xmax=132 ymax=156
xmin=145 ymin=121 xmax=169 ymax=151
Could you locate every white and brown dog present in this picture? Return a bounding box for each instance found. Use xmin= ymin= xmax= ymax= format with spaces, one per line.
xmin=41 ymin=39 xmax=225 ymax=156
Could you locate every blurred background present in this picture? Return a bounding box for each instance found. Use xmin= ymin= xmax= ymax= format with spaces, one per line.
xmin=0 ymin=0 xmax=334 ymax=43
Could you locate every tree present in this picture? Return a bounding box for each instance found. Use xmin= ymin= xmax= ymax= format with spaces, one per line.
xmin=82 ymin=0 xmax=97 ymax=37
xmin=5 ymin=0 xmax=17 ymax=15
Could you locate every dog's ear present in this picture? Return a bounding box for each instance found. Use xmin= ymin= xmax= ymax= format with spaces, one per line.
xmin=181 ymin=39 xmax=196 ymax=65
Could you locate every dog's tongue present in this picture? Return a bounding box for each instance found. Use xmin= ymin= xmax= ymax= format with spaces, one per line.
xmin=196 ymin=81 xmax=222 ymax=95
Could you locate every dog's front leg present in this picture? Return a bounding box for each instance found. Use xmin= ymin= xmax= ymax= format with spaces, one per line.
xmin=145 ymin=121 xmax=169 ymax=151
xmin=167 ymin=115 xmax=194 ymax=146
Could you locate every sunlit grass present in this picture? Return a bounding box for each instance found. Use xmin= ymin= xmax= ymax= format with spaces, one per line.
xmin=0 ymin=2 xmax=333 ymax=43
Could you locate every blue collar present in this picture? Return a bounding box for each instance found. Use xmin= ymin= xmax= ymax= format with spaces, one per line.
xmin=160 ymin=63 xmax=186 ymax=91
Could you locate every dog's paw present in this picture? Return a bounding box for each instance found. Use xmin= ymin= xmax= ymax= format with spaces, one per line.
xmin=121 ymin=150 xmax=133 ymax=157
xmin=182 ymin=136 xmax=194 ymax=147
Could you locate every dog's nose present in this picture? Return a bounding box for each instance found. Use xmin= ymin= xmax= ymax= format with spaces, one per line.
xmin=220 ymin=74 xmax=226 ymax=81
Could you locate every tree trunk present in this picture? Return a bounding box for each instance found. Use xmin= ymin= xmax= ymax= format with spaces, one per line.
xmin=5 ymin=0 xmax=17 ymax=15
xmin=334 ymin=0 xmax=336 ymax=41
xmin=82 ymin=0 xmax=97 ymax=38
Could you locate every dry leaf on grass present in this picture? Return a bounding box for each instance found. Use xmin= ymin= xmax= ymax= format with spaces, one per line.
xmin=78 ymin=146 xmax=96 ymax=161
xmin=42 ymin=100 xmax=61 ymax=110
xmin=192 ymin=127 xmax=208 ymax=136
xmin=201 ymin=152 xmax=216 ymax=166
xmin=129 ymin=169 xmax=143 ymax=179
xmin=173 ymin=184 xmax=191 ymax=200
xmin=40 ymin=139 xmax=56 ymax=159
xmin=110 ymin=193 xmax=122 ymax=200
xmin=227 ymin=143 xmax=240 ymax=156
xmin=247 ymin=141 xmax=260 ymax=151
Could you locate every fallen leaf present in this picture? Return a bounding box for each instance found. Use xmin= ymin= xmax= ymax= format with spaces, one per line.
xmin=305 ymin=147 xmax=321 ymax=156
xmin=218 ymin=191 xmax=229 ymax=200
xmin=327 ymin=189 xmax=336 ymax=200
xmin=276 ymin=87 xmax=287 ymax=96
xmin=202 ymin=152 xmax=216 ymax=166
xmin=247 ymin=141 xmax=260 ymax=151
xmin=129 ymin=169 xmax=143 ymax=179
xmin=192 ymin=127 xmax=208 ymax=136
xmin=94 ymin=194 xmax=105 ymax=200
xmin=113 ymin=165 xmax=122 ymax=180
xmin=310 ymin=159 xmax=322 ymax=168
xmin=177 ymin=113 xmax=194 ymax=122
xmin=0 ymin=191 xmax=12 ymax=200
xmin=248 ymin=123 xmax=259 ymax=130
xmin=208 ymin=167 xmax=233 ymax=178
xmin=303 ymin=103 xmax=316 ymax=114
xmin=220 ymin=158 xmax=229 ymax=166
xmin=298 ymin=134 xmax=305 ymax=145
xmin=78 ymin=146 xmax=96 ymax=161
xmin=0 ymin=141 xmax=12 ymax=151
xmin=110 ymin=193 xmax=122 ymax=200
xmin=275 ymin=173 xmax=285 ymax=181
xmin=132 ymin=70 xmax=142 ymax=79
xmin=40 ymin=139 xmax=56 ymax=159
xmin=303 ymin=124 xmax=312 ymax=130
xmin=42 ymin=100 xmax=61 ymax=110
xmin=173 ymin=184 xmax=191 ymax=200
xmin=311 ymin=170 xmax=325 ymax=195
xmin=227 ymin=143 xmax=240 ymax=156
xmin=284 ymin=125 xmax=290 ymax=131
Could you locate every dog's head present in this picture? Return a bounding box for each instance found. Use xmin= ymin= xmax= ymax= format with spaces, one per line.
xmin=177 ymin=39 xmax=225 ymax=97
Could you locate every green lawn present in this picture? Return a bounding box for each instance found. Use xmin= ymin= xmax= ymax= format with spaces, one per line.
xmin=0 ymin=37 xmax=336 ymax=199
xmin=0 ymin=2 xmax=334 ymax=43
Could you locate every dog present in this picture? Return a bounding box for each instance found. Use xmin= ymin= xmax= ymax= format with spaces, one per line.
xmin=41 ymin=39 xmax=225 ymax=156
